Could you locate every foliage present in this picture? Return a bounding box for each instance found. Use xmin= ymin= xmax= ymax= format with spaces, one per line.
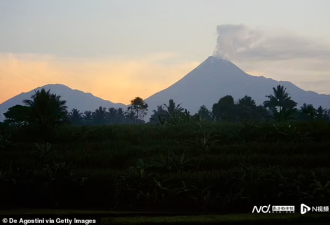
xmin=212 ymin=95 xmax=237 ymax=122
xmin=2 ymin=85 xmax=330 ymax=211
xmin=263 ymin=85 xmax=297 ymax=122
xmin=22 ymin=88 xmax=68 ymax=134
xmin=3 ymin=105 xmax=31 ymax=128
xmin=127 ymin=97 xmax=148 ymax=121
xmin=187 ymin=123 xmax=220 ymax=153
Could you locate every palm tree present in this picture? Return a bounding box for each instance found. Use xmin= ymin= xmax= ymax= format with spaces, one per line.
xmin=116 ymin=107 xmax=125 ymax=123
xmin=163 ymin=99 xmax=184 ymax=118
xmin=68 ymin=108 xmax=83 ymax=125
xmin=92 ymin=106 xmax=107 ymax=124
xmin=149 ymin=105 xmax=167 ymax=123
xmin=300 ymin=103 xmax=317 ymax=121
xmin=23 ymin=88 xmax=68 ymax=131
xmin=316 ymin=106 xmax=330 ymax=121
xmin=83 ymin=111 xmax=93 ymax=124
xmin=107 ymin=107 xmax=118 ymax=124
xmin=263 ymin=85 xmax=297 ymax=122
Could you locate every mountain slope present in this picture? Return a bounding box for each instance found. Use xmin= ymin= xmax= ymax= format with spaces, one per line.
xmin=0 ymin=84 xmax=127 ymax=121
xmin=144 ymin=56 xmax=330 ymax=119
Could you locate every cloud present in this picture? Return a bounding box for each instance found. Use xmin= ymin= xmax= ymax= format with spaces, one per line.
xmin=0 ymin=53 xmax=200 ymax=104
xmin=213 ymin=24 xmax=330 ymax=95
xmin=213 ymin=24 xmax=330 ymax=61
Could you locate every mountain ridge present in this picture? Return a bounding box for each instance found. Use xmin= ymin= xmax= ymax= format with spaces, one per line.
xmin=0 ymin=84 xmax=127 ymax=121
xmin=144 ymin=56 xmax=330 ymax=120
xmin=1 ymin=56 xmax=330 ymax=122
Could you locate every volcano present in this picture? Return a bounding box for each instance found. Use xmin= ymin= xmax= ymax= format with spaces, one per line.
xmin=144 ymin=56 xmax=330 ymax=120
xmin=1 ymin=56 xmax=330 ymax=122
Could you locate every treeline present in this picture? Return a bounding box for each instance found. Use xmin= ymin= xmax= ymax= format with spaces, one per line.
xmin=2 ymin=85 xmax=330 ymax=130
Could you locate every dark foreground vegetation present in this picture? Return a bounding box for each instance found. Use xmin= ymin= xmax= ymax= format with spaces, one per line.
xmin=0 ymin=85 xmax=330 ymax=216
xmin=1 ymin=120 xmax=330 ymax=212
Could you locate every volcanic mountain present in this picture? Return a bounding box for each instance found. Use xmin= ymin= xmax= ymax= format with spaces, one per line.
xmin=0 ymin=84 xmax=126 ymax=121
xmin=1 ymin=56 xmax=329 ymax=122
xmin=144 ymin=56 xmax=330 ymax=120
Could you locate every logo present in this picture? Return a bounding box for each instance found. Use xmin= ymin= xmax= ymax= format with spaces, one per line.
xmin=301 ymin=203 xmax=311 ymax=214
xmin=272 ymin=205 xmax=295 ymax=213
xmin=252 ymin=205 xmax=271 ymax=213
xmin=252 ymin=205 xmax=295 ymax=213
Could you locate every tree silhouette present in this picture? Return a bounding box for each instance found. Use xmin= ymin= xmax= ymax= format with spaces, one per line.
xmin=263 ymin=85 xmax=297 ymax=122
xmin=299 ymin=103 xmax=317 ymax=121
xmin=125 ymin=110 xmax=139 ymax=123
xmin=23 ymin=88 xmax=68 ymax=132
xmin=149 ymin=105 xmax=167 ymax=124
xmin=238 ymin=96 xmax=256 ymax=109
xmin=107 ymin=107 xmax=118 ymax=124
xmin=316 ymin=106 xmax=330 ymax=121
xmin=163 ymin=99 xmax=184 ymax=119
xmin=127 ymin=97 xmax=148 ymax=122
xmin=236 ymin=96 xmax=256 ymax=121
xmin=212 ymin=95 xmax=237 ymax=121
xmin=196 ymin=105 xmax=213 ymax=121
xmin=82 ymin=111 xmax=93 ymax=124
xmin=3 ymin=105 xmax=31 ymax=128
xmin=68 ymin=108 xmax=83 ymax=125
xmin=92 ymin=106 xmax=107 ymax=124
xmin=116 ymin=107 xmax=126 ymax=123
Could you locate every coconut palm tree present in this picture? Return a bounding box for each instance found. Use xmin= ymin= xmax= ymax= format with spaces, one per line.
xmin=316 ymin=106 xmax=330 ymax=121
xmin=23 ymin=88 xmax=68 ymax=131
xmin=83 ymin=111 xmax=93 ymax=124
xmin=116 ymin=107 xmax=125 ymax=123
xmin=68 ymin=108 xmax=83 ymax=125
xmin=300 ymin=103 xmax=317 ymax=121
xmin=92 ymin=106 xmax=107 ymax=124
xmin=163 ymin=99 xmax=184 ymax=118
xmin=149 ymin=105 xmax=167 ymax=124
xmin=263 ymin=85 xmax=297 ymax=122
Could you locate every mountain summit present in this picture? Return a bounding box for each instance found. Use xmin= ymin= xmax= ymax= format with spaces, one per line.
xmin=144 ymin=56 xmax=330 ymax=119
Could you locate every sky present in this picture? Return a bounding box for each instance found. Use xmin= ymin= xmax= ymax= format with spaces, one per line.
xmin=1 ymin=0 xmax=330 ymax=104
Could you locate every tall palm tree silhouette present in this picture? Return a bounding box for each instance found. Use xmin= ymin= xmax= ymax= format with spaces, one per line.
xmin=163 ymin=99 xmax=184 ymax=118
xmin=23 ymin=88 xmax=67 ymax=131
xmin=69 ymin=108 xmax=83 ymax=124
xmin=263 ymin=85 xmax=297 ymax=121
xmin=92 ymin=106 xmax=107 ymax=124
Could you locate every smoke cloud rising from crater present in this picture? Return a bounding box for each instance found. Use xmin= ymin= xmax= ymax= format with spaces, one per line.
xmin=213 ymin=24 xmax=330 ymax=62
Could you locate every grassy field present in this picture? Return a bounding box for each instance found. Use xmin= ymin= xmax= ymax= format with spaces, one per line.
xmin=1 ymin=121 xmax=330 ymax=214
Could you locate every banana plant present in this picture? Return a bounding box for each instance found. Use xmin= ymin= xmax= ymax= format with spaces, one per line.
xmin=187 ymin=123 xmax=220 ymax=153
xmin=34 ymin=142 xmax=52 ymax=166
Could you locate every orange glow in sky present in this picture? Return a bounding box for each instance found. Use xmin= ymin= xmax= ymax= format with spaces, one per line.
xmin=0 ymin=53 xmax=200 ymax=104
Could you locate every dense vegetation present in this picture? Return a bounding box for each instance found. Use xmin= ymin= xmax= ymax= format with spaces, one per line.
xmin=0 ymin=85 xmax=330 ymax=213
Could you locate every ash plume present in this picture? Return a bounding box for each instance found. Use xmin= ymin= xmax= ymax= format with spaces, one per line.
xmin=213 ymin=24 xmax=263 ymax=60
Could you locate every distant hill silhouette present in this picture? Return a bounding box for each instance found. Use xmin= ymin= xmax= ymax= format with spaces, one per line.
xmin=1 ymin=56 xmax=330 ymax=122
xmin=144 ymin=56 xmax=330 ymax=119
xmin=0 ymin=84 xmax=126 ymax=121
